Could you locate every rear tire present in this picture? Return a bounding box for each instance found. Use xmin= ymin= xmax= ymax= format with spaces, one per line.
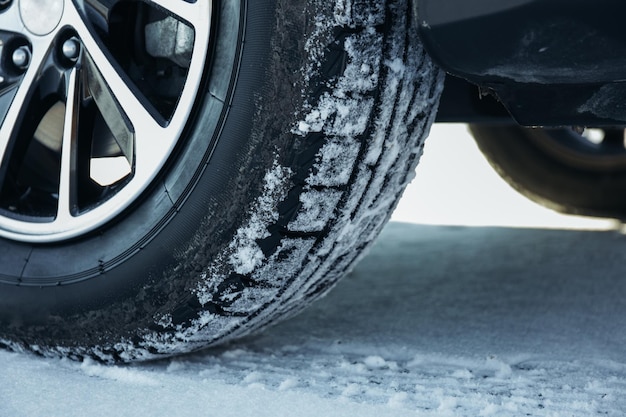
xmin=470 ymin=124 xmax=626 ymax=219
xmin=0 ymin=0 xmax=443 ymax=362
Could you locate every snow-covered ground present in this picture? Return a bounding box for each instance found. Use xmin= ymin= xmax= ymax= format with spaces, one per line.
xmin=2 ymin=124 xmax=625 ymax=416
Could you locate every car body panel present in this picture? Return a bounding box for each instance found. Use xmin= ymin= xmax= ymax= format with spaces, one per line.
xmin=420 ymin=0 xmax=626 ymax=126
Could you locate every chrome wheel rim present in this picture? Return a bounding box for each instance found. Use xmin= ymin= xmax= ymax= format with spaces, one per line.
xmin=0 ymin=0 xmax=211 ymax=242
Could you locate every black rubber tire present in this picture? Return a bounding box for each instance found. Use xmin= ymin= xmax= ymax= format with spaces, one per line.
xmin=470 ymin=124 xmax=626 ymax=219
xmin=0 ymin=0 xmax=443 ymax=362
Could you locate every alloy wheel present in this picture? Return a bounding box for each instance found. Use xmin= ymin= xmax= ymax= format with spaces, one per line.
xmin=0 ymin=0 xmax=211 ymax=242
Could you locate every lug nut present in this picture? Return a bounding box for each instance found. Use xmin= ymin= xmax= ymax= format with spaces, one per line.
xmin=62 ymin=38 xmax=80 ymax=61
xmin=12 ymin=45 xmax=31 ymax=70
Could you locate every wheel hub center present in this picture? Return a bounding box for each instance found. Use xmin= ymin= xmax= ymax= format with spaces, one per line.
xmin=19 ymin=0 xmax=64 ymax=36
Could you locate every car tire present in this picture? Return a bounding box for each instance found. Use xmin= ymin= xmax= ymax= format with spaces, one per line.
xmin=0 ymin=0 xmax=443 ymax=362
xmin=470 ymin=124 xmax=626 ymax=219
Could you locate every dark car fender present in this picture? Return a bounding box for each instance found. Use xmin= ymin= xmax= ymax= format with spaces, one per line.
xmin=418 ymin=0 xmax=626 ymax=126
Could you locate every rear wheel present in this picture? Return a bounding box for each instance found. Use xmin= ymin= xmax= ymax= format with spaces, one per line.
xmin=470 ymin=124 xmax=626 ymax=219
xmin=0 ymin=0 xmax=443 ymax=362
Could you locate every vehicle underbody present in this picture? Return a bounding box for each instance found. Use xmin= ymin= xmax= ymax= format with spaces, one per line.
xmin=421 ymin=0 xmax=626 ymax=127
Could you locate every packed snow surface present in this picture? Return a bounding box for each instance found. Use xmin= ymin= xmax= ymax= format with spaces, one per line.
xmin=2 ymin=222 xmax=626 ymax=416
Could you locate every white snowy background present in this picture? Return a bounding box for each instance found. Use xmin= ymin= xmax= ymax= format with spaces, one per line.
xmin=2 ymin=124 xmax=625 ymax=416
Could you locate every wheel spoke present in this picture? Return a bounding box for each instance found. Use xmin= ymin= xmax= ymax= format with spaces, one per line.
xmin=0 ymin=44 xmax=52 ymax=183
xmin=80 ymin=49 xmax=174 ymax=183
xmin=68 ymin=5 xmax=162 ymax=127
xmin=83 ymin=0 xmax=119 ymax=20
xmin=83 ymin=54 xmax=134 ymax=166
xmin=83 ymin=50 xmax=160 ymax=134
xmin=148 ymin=0 xmax=200 ymax=26
xmin=56 ymin=70 xmax=79 ymax=222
